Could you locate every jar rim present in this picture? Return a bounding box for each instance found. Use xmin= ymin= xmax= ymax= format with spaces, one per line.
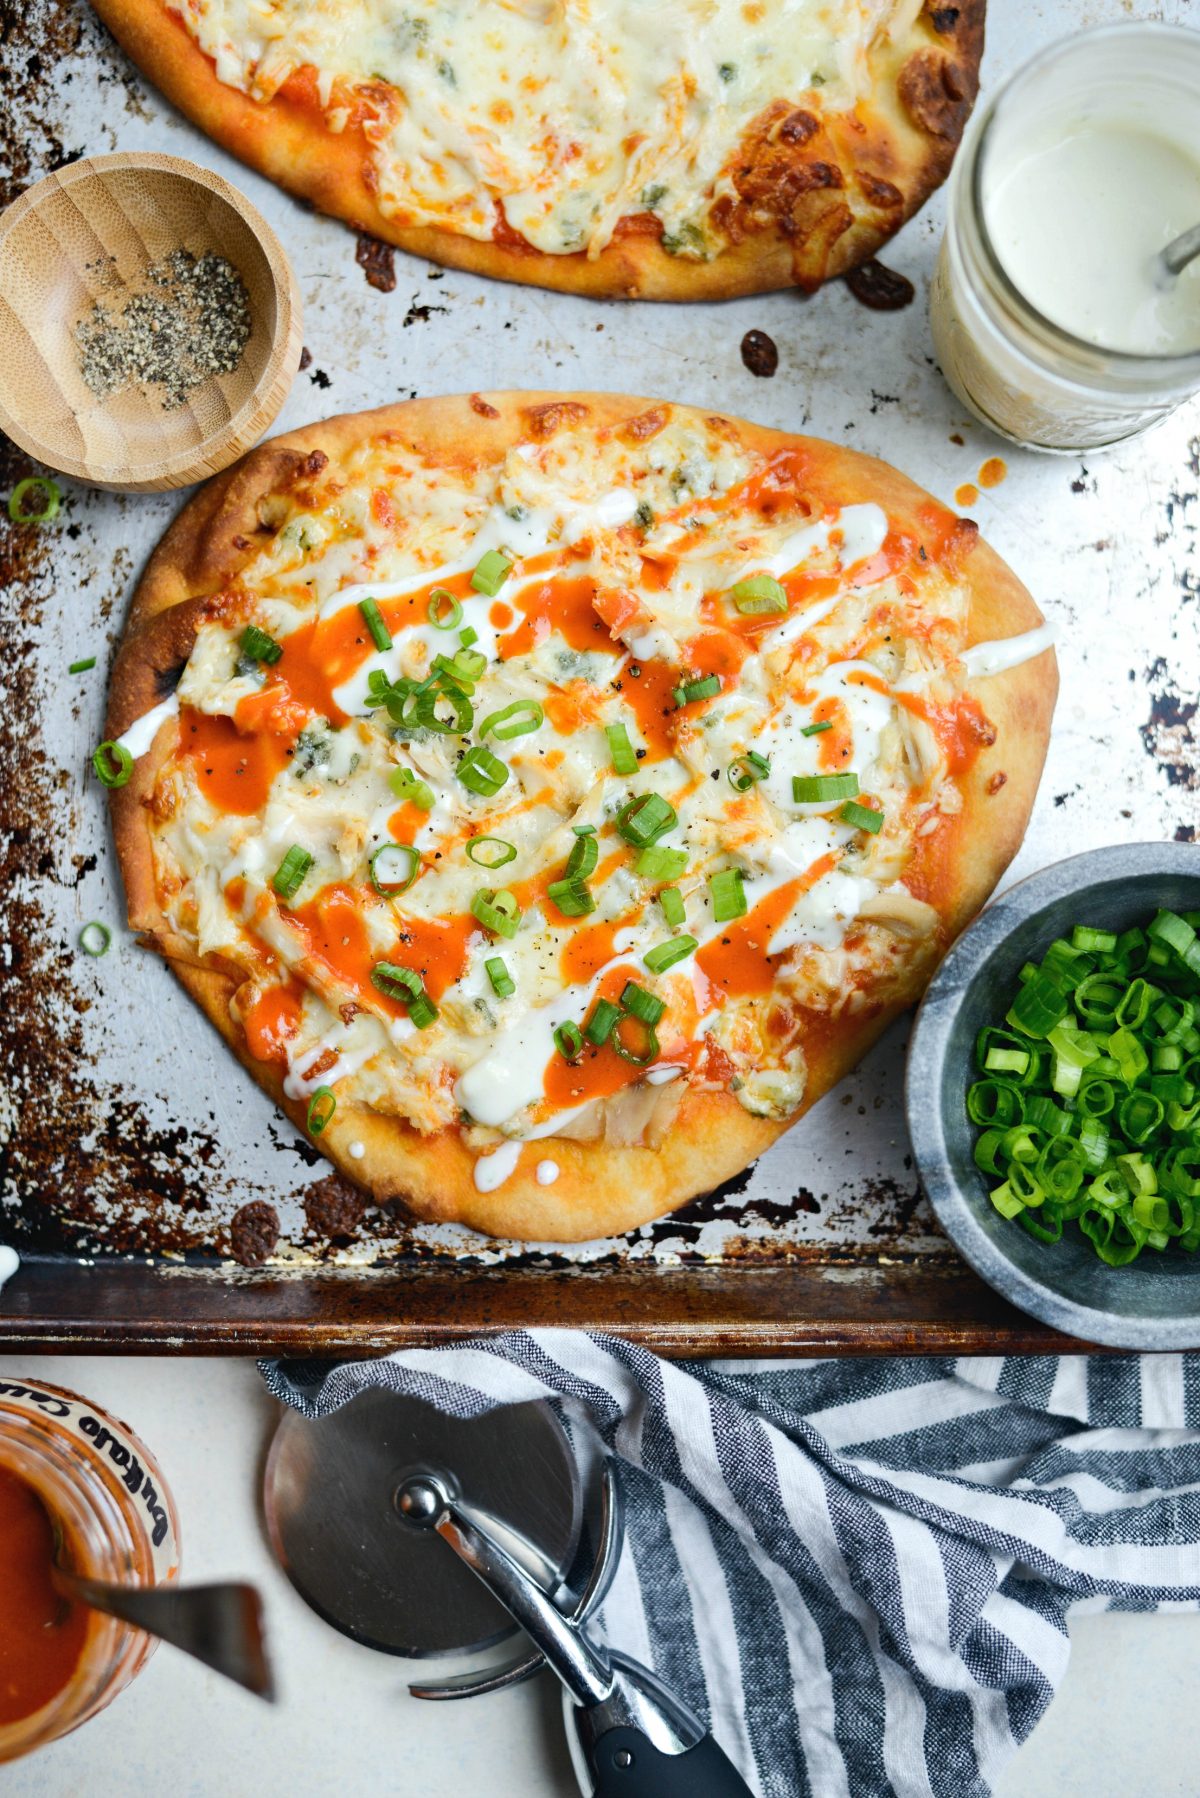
xmin=964 ymin=21 xmax=1200 ymax=377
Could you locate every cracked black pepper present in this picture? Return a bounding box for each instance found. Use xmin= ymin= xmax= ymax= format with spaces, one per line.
xmin=74 ymin=249 xmax=252 ymax=411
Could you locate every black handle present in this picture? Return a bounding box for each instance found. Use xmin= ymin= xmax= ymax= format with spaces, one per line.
xmin=587 ymin=1725 xmax=754 ymax=1797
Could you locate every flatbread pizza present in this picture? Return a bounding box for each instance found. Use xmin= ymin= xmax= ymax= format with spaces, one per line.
xmin=104 ymin=392 xmax=1055 ymax=1241
xmin=90 ymin=0 xmax=984 ymax=299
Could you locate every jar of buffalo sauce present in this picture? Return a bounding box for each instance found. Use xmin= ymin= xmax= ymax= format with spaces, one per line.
xmin=0 ymin=1376 xmax=180 ymax=1762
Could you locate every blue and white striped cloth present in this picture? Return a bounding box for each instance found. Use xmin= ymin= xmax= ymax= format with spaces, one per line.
xmin=262 ymin=1337 xmax=1200 ymax=1798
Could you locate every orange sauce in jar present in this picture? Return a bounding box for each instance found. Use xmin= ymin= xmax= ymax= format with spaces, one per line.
xmin=0 ymin=1467 xmax=89 ymax=1727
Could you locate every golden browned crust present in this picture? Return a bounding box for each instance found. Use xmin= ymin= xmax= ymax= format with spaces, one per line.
xmin=108 ymin=391 xmax=1055 ymax=1242
xmin=89 ymin=0 xmax=985 ymax=299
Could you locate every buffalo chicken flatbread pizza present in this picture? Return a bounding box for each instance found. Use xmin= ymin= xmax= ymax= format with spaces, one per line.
xmin=105 ymin=392 xmax=1055 ymax=1241
xmin=91 ymin=0 xmax=983 ymax=298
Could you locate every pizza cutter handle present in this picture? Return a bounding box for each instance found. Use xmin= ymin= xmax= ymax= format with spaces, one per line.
xmin=585 ymin=1725 xmax=754 ymax=1798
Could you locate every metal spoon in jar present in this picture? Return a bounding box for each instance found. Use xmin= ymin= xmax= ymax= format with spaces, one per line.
xmin=1157 ymin=221 xmax=1200 ymax=284
xmin=52 ymin=1556 xmax=275 ymax=1699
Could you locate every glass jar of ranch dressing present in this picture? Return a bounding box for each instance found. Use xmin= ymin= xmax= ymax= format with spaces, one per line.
xmin=0 ymin=1377 xmax=181 ymax=1763
xmin=930 ymin=23 xmax=1200 ymax=451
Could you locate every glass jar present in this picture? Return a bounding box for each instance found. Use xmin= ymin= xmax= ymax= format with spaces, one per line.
xmin=930 ymin=23 xmax=1200 ymax=452
xmin=0 ymin=1375 xmax=181 ymax=1763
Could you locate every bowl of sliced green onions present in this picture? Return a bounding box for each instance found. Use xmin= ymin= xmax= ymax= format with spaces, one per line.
xmin=907 ymin=842 xmax=1200 ymax=1348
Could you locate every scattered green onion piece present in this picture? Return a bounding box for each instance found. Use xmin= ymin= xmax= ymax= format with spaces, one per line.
xmin=611 ymin=1013 xmax=660 ymax=1066
xmin=566 ymin=831 xmax=599 ymax=881
xmin=644 ymin=935 xmax=698 ymax=974
xmin=69 ymin=657 xmax=97 ymax=675
xmin=359 ymin=597 xmax=392 ymax=653
xmin=606 ymin=722 xmax=639 ymax=776
xmin=547 ymin=878 xmax=596 ymax=918
xmin=554 ymin=1020 xmax=584 ymax=1061
xmin=466 ymin=836 xmax=517 ymax=869
xmin=471 ymin=549 xmax=512 ymax=597
xmin=239 ymin=624 xmax=283 ymax=665
xmin=620 ymin=982 xmax=665 ymax=1028
xmin=800 ymin=720 xmax=833 ymax=737
xmin=459 ymin=625 xmax=479 ymax=650
xmin=839 ymin=799 xmax=884 ymax=835
xmin=91 ymin=740 xmax=134 ymax=788
xmin=478 ymin=700 xmax=544 ymax=741
xmin=617 ymin=793 xmax=677 ymax=847
xmin=9 ymin=476 xmax=61 ymax=523
xmin=369 ymin=843 xmax=420 ymax=894
xmin=728 ymin=750 xmax=771 ymax=792
xmin=673 ymin=674 xmax=721 ymax=707
xmin=370 ymin=962 xmax=438 ymax=1027
xmin=272 ymin=845 xmax=314 ymax=903
xmin=659 ymin=887 xmax=686 ymax=928
xmin=635 ymin=844 xmax=688 ymax=883
xmin=413 ymin=682 xmax=474 ymax=735
xmin=428 ymin=588 xmax=463 ymax=630
xmin=485 ymin=957 xmax=515 ymax=998
xmin=709 ymin=869 xmax=747 ymax=923
xmin=585 ymin=998 xmax=622 ymax=1046
xmin=457 ymin=745 xmax=509 ymax=796
xmin=471 ymin=888 xmax=521 ymax=939
xmin=79 ymin=921 xmax=111 ymax=957
xmin=306 ymin=1087 xmax=336 ymax=1136
xmin=729 ymin=574 xmax=787 ymax=615
xmin=434 ymin=647 xmax=487 ymax=687
xmin=389 ymin=766 xmax=435 ymax=810
xmin=792 ymin=772 xmax=858 ymax=805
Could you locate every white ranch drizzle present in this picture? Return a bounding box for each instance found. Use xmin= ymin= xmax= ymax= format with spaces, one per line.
xmin=962 ymin=622 xmax=1056 ymax=679
xmin=0 ymin=1246 xmax=19 ymax=1294
xmin=536 ymin=1159 xmax=561 ymax=1186
xmin=114 ymin=692 xmax=180 ymax=759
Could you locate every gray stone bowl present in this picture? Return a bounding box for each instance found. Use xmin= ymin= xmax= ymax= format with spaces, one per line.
xmin=907 ymin=842 xmax=1200 ymax=1349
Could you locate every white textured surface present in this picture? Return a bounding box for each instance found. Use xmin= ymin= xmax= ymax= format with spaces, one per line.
xmin=0 ymin=1355 xmax=1195 ymax=1797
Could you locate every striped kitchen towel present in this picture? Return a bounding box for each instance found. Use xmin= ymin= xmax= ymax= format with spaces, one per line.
xmin=262 ymin=1338 xmax=1200 ymax=1798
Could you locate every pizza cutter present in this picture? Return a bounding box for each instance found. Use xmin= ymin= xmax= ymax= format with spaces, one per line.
xmin=263 ymin=1390 xmax=753 ymax=1796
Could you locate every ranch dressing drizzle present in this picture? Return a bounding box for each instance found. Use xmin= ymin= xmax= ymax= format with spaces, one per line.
xmin=114 ymin=692 xmax=180 ymax=759
xmin=962 ymin=622 xmax=1056 ymax=679
xmin=0 ymin=1246 xmax=19 ymax=1294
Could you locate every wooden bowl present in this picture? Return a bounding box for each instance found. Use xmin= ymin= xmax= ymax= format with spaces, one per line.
xmin=0 ymin=152 xmax=303 ymax=492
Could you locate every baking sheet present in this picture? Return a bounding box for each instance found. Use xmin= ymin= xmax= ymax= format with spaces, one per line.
xmin=1 ymin=0 xmax=1197 ymax=1333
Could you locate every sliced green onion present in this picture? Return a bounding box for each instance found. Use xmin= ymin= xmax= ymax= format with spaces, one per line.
xmin=486 ymin=956 xmax=515 ymax=998
xmin=434 ymin=647 xmax=487 ymax=688
xmin=471 ymin=888 xmax=521 ymax=939
xmin=412 ymin=682 xmax=474 ymax=735
xmin=800 ymin=720 xmax=833 ymax=737
xmin=359 ymin=597 xmax=392 ymax=653
xmin=659 ymin=887 xmax=686 ymax=928
xmin=466 ymin=836 xmax=517 ymax=869
xmin=92 ymin=740 xmax=134 ymax=789
xmin=1072 ymin=925 xmax=1118 ymax=954
xmin=479 ymin=701 xmax=544 ymax=741
xmin=621 ymin=982 xmax=665 ymax=1027
xmin=9 ymin=476 xmax=61 ymax=523
xmin=565 ymin=832 xmax=599 ymax=881
xmin=457 ymin=745 xmax=509 ymax=797
xmin=1007 ymin=973 xmax=1069 ymax=1039
xmin=240 ymin=624 xmax=283 ymax=665
xmin=471 ymin=549 xmax=512 ymax=596
xmin=839 ymin=799 xmax=884 ymax=835
xmin=389 ymin=766 xmax=435 ymax=810
xmin=792 ymin=772 xmax=859 ymax=804
xmin=554 ymin=1020 xmax=584 ymax=1061
xmin=611 ymin=1012 xmax=660 ymax=1066
xmin=272 ymin=845 xmax=313 ymax=903
xmin=79 ymin=921 xmax=111 ymax=957
xmin=370 ymin=962 xmax=438 ymax=1027
xmin=635 ymin=844 xmax=688 ymax=883
xmin=709 ymin=869 xmax=747 ymax=923
xmin=306 ymin=1087 xmax=336 ymax=1136
xmin=547 ymin=877 xmax=596 ymax=918
xmin=69 ymin=657 xmax=97 ymax=675
xmin=585 ymin=998 xmax=622 ymax=1046
xmin=428 ymin=588 xmax=463 ymax=630
xmin=606 ymin=722 xmax=639 ymax=775
xmin=728 ymin=751 xmax=770 ymax=791
xmin=369 ymin=843 xmax=420 ymax=894
xmin=729 ymin=574 xmax=787 ymax=615
xmin=673 ymin=674 xmax=721 ymax=707
xmin=617 ymin=793 xmax=677 ymax=847
xmin=644 ymin=935 xmax=698 ymax=974
xmin=459 ymin=625 xmax=478 ymax=649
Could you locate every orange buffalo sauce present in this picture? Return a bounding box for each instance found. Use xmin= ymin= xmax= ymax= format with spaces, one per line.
xmin=696 ymin=856 xmax=838 ymax=1001
xmin=180 ymin=707 xmax=293 ymax=816
xmin=498 ymin=572 xmax=610 ymax=660
xmin=542 ymin=963 xmax=651 ymax=1110
xmin=288 ymin=883 xmax=473 ymax=1006
xmin=242 ymin=980 xmax=305 ymax=1067
xmin=0 ymin=1468 xmax=88 ymax=1727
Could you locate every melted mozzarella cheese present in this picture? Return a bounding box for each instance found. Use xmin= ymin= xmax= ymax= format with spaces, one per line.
xmin=180 ymin=0 xmax=885 ymax=256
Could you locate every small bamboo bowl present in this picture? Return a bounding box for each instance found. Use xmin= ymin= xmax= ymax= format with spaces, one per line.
xmin=0 ymin=152 xmax=303 ymax=493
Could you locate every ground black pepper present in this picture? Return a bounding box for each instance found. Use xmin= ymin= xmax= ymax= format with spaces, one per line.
xmin=75 ymin=248 xmax=251 ymax=410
